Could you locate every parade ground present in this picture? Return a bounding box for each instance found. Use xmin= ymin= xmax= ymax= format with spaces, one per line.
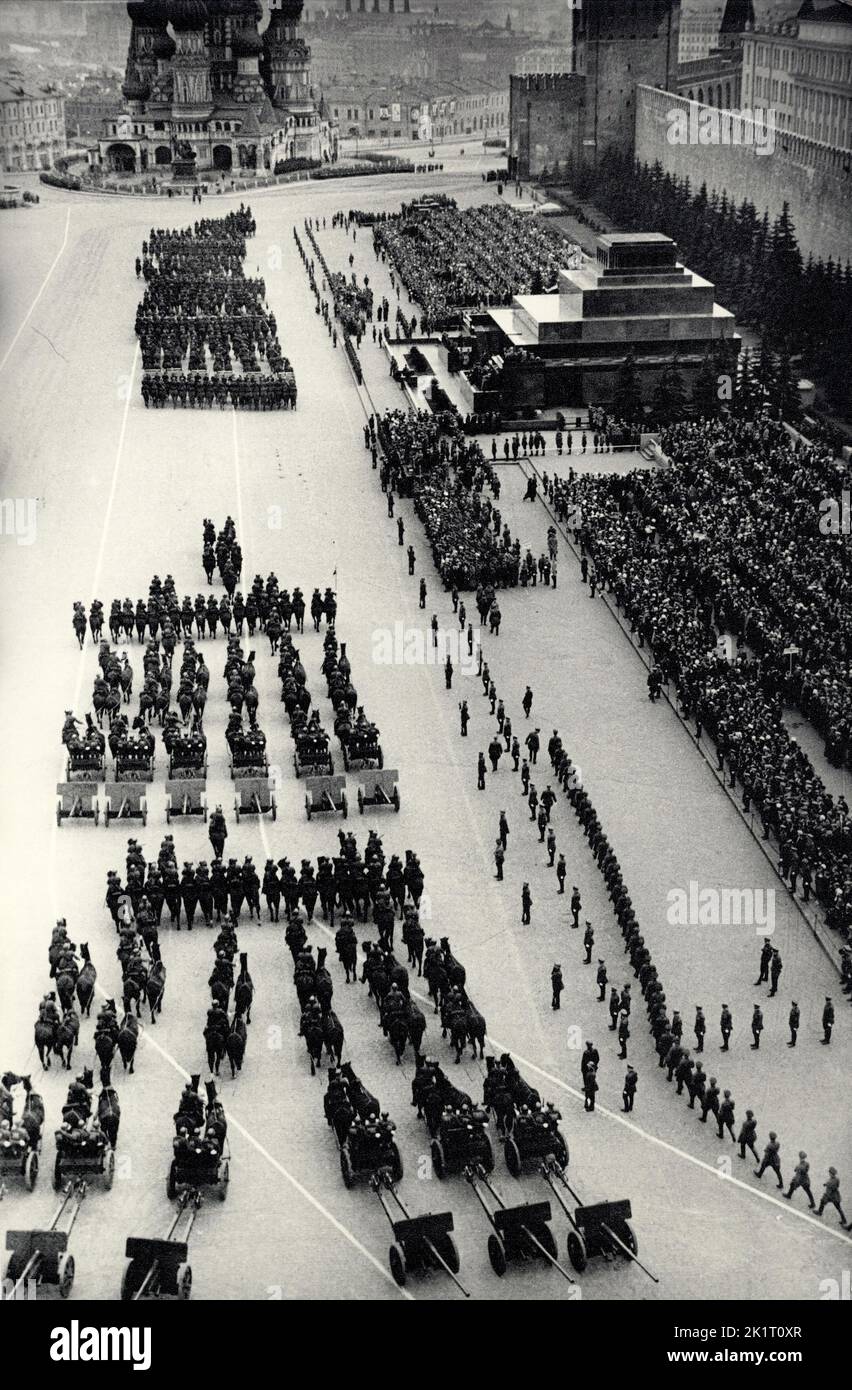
xmin=0 ymin=167 xmax=849 ymax=1302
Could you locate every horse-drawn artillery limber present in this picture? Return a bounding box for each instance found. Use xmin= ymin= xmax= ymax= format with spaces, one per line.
xmin=103 ymin=781 xmax=148 ymax=828
xmin=323 ymin=1063 xmax=402 ymax=1188
xmin=340 ymin=1112 xmax=403 ymax=1189
xmin=464 ymin=1164 xmax=575 ymax=1283
xmin=538 ymin=1160 xmax=657 ymax=1281
xmin=304 ymin=774 xmax=348 ymax=820
xmin=167 ymin=1080 xmax=229 ymax=1202
xmin=504 ymin=1103 xmax=568 ymax=1178
xmin=114 ymin=738 xmax=155 ymax=783
xmin=293 ymin=725 xmax=334 ymax=778
xmin=370 ymin=1169 xmax=468 ymax=1295
xmin=341 ymin=718 xmax=384 ymax=773
xmin=53 ymin=1124 xmax=115 ymax=1192
xmin=227 ymin=722 xmax=268 ymax=780
xmin=4 ymin=1179 xmax=86 ymax=1299
xmin=431 ymin=1103 xmax=494 ymax=1179
xmin=355 ymin=769 xmax=400 ymax=814
xmin=65 ymin=738 xmax=105 ymax=783
xmin=165 ymin=779 xmax=207 ymax=822
xmin=234 ymin=775 xmax=277 ymax=823
xmin=0 ymin=1076 xmax=43 ymax=1192
xmin=121 ymin=1189 xmax=202 ymax=1301
xmin=167 ymin=731 xmax=208 ymax=781
xmin=56 ymin=782 xmax=100 ymax=827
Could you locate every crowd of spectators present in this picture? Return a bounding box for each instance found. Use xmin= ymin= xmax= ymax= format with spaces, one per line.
xmin=551 ymin=414 xmax=852 ymax=946
xmin=372 ymin=203 xmax=580 ymax=331
xmin=376 ymin=409 xmax=523 ymax=590
xmin=136 ymin=206 xmax=296 ymax=409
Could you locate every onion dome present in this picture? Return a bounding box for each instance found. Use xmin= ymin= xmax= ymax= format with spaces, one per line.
xmin=129 ymin=0 xmax=169 ymax=20
xmin=167 ymin=0 xmax=209 ymax=30
xmin=211 ymin=0 xmax=261 ymax=15
xmin=152 ymin=27 xmax=177 ymax=58
xmin=232 ymin=26 xmax=264 ymax=55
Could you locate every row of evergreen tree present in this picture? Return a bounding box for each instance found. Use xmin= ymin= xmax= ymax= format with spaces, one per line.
xmin=552 ymin=149 xmax=852 ymax=415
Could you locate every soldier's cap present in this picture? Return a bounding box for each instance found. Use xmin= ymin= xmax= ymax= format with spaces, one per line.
xmin=829 ymin=1167 xmax=837 ymax=1175
xmin=791 ymin=1001 xmax=798 ymax=1007
xmin=746 ymin=1109 xmax=754 ymax=1117
xmin=826 ymin=995 xmax=832 ymax=1001
xmin=769 ymin=1131 xmax=777 ymax=1140
xmin=723 ymin=1090 xmax=731 ymax=1098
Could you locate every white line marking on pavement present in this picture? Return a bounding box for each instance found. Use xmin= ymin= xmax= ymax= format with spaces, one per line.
xmin=0 ymin=206 xmax=71 ymax=376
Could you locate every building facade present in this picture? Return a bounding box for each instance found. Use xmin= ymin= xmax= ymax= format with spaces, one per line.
xmin=740 ymin=0 xmax=852 ymax=145
xmin=327 ymin=82 xmax=508 ymax=143
xmin=508 ymin=0 xmax=681 ymax=177
xmin=95 ymin=0 xmax=336 ymax=177
xmin=0 ymin=74 xmax=66 ymax=172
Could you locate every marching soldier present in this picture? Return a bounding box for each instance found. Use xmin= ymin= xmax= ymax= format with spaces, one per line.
xmin=717 ymin=1090 xmax=736 ymax=1142
xmin=546 ymin=827 xmax=557 ymax=866
xmin=700 ymin=1076 xmax=720 ymax=1124
xmin=821 ymin=996 xmax=834 ymax=1045
xmin=556 ymin=854 xmax=567 ymax=893
xmin=608 ymin=986 xmax=621 ymax=1030
xmin=750 ymin=1003 xmax=764 ymax=1050
xmin=784 ymin=1152 xmax=815 ymax=1209
xmin=754 ymin=1132 xmax=783 ymax=1189
xmin=769 ymin=949 xmax=783 ymax=997
xmin=498 ymin=811 xmax=509 ymax=851
xmin=459 ymin=699 xmax=469 ymax=736
xmin=788 ymin=1000 xmax=800 ymax=1047
xmin=816 ymin=1168 xmax=848 ymax=1225
xmin=617 ymin=1010 xmax=630 ymax=1059
xmin=477 ymin=751 xmax=486 ymax=791
xmin=675 ymin=1048 xmax=693 ymax=1096
xmin=694 ymin=1005 xmax=706 ymax=1053
xmin=738 ymin=1109 xmax=759 ymax=1162
xmin=688 ymin=1061 xmax=706 ymax=1110
xmin=720 ymin=1003 xmax=733 ymax=1051
xmin=511 ymin=735 xmax=520 ymax=770
xmin=622 ymin=1065 xmax=637 ymax=1112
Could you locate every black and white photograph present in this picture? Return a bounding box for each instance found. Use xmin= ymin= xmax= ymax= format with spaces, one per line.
xmin=0 ymin=0 xmax=850 ymax=1358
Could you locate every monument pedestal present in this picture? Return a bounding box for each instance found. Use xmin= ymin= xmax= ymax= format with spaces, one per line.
xmin=172 ymin=159 xmax=198 ymax=183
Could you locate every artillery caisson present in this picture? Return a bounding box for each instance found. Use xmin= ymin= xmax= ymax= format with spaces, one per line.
xmin=370 ymin=1170 xmax=468 ymax=1296
xmin=4 ymin=1179 xmax=87 ymax=1299
xmin=464 ymin=1164 xmax=575 ymax=1283
xmin=121 ymin=1190 xmax=201 ymax=1301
